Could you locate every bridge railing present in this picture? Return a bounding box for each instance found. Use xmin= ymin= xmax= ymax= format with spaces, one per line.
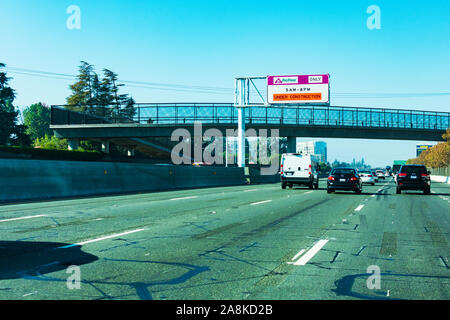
xmin=51 ymin=103 xmax=450 ymax=130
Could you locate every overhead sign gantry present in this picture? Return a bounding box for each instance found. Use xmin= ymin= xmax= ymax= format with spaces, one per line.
xmin=234 ymin=74 xmax=331 ymax=168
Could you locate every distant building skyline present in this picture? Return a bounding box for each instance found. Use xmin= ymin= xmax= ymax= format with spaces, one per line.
xmin=297 ymin=141 xmax=327 ymax=163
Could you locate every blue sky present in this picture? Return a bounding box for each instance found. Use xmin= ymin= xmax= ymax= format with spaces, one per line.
xmin=1 ymin=0 xmax=449 ymax=166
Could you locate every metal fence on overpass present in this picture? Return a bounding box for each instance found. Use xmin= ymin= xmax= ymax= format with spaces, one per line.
xmin=51 ymin=103 xmax=450 ymax=131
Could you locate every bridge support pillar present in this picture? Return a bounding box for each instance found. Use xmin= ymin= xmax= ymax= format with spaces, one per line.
xmin=68 ymin=139 xmax=79 ymax=151
xmin=286 ymin=137 xmax=297 ymax=153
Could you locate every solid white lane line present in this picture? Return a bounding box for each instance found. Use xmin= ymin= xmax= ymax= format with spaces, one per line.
xmin=355 ymin=205 xmax=365 ymax=212
xmin=0 ymin=214 xmax=47 ymax=223
xmin=170 ymin=196 xmax=198 ymax=201
xmin=293 ymin=239 xmax=329 ymax=266
xmin=244 ymin=189 xmax=259 ymax=192
xmin=291 ymin=249 xmax=306 ymax=261
xmin=250 ymin=200 xmax=272 ymax=206
xmin=23 ymin=291 xmax=38 ymax=297
xmin=57 ymin=228 xmax=146 ymax=249
xmin=304 ymin=191 xmax=314 ymax=194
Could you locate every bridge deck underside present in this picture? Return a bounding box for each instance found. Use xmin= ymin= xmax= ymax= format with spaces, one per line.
xmin=52 ymin=123 xmax=446 ymax=141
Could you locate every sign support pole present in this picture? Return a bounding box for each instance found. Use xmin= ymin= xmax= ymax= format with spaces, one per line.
xmin=234 ymin=76 xmax=267 ymax=169
xmin=236 ymin=78 xmax=246 ymax=168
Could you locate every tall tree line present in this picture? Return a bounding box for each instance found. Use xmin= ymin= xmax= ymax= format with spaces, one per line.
xmin=408 ymin=129 xmax=450 ymax=168
xmin=0 ymin=61 xmax=136 ymax=150
xmin=66 ymin=61 xmax=136 ymax=121
xmin=0 ymin=63 xmax=31 ymax=146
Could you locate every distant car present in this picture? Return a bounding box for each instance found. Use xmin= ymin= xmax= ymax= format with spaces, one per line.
xmin=280 ymin=153 xmax=319 ymax=189
xmin=376 ymin=170 xmax=385 ymax=180
xmin=371 ymin=171 xmax=379 ymax=182
xmin=358 ymin=170 xmax=375 ymax=186
xmin=327 ymin=168 xmax=362 ymax=194
xmin=396 ymin=164 xmax=431 ymax=194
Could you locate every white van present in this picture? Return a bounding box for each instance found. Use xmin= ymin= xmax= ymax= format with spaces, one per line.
xmin=280 ymin=153 xmax=320 ymax=189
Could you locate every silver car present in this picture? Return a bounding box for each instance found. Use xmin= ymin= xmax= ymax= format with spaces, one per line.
xmin=376 ymin=170 xmax=385 ymax=180
xmin=372 ymin=171 xmax=379 ymax=182
xmin=359 ymin=171 xmax=376 ymax=185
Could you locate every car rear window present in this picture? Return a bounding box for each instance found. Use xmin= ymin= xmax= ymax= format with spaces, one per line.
xmin=332 ymin=169 xmax=355 ymax=175
xmin=400 ymin=166 xmax=427 ymax=174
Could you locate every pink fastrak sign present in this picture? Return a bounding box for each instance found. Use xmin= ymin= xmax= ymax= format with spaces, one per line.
xmin=268 ymin=74 xmax=329 ymax=86
xmin=267 ymin=74 xmax=330 ymax=105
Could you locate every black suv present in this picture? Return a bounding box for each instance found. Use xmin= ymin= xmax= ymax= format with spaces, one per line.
xmin=327 ymin=168 xmax=362 ymax=194
xmin=396 ymin=164 xmax=431 ymax=194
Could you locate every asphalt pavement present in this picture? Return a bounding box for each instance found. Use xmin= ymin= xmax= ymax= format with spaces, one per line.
xmin=0 ymin=177 xmax=449 ymax=300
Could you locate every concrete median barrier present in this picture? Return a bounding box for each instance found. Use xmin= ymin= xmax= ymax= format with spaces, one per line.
xmin=430 ymin=175 xmax=450 ymax=184
xmin=0 ymin=159 xmax=246 ymax=202
xmin=248 ymin=166 xmax=280 ymax=184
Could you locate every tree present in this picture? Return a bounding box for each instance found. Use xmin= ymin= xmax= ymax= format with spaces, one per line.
xmin=66 ymin=61 xmax=95 ymax=109
xmin=102 ymin=69 xmax=127 ymax=105
xmin=23 ymin=102 xmax=53 ymax=141
xmin=66 ymin=62 xmax=136 ymax=122
xmin=407 ymin=129 xmax=450 ymax=168
xmin=10 ymin=124 xmax=32 ymax=147
xmin=443 ymin=128 xmax=450 ymax=143
xmin=121 ymin=96 xmax=136 ymax=121
xmin=0 ymin=63 xmax=30 ymax=146
xmin=34 ymin=134 xmax=68 ymax=150
xmin=101 ymin=68 xmax=135 ymax=121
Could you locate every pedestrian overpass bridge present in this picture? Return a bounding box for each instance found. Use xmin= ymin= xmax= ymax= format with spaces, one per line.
xmin=50 ymin=103 xmax=449 ymax=159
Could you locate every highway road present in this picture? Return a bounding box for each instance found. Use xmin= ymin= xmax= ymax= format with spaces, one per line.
xmin=0 ymin=177 xmax=449 ymax=300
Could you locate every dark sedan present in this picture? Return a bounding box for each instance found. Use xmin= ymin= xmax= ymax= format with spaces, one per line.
xmin=327 ymin=168 xmax=362 ymax=194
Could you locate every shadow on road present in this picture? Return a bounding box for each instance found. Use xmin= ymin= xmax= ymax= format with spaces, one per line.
xmin=0 ymin=241 xmax=98 ymax=280
xmin=331 ymin=192 xmax=388 ymax=196
xmin=398 ymin=191 xmax=450 ymax=196
xmin=289 ymin=187 xmax=328 ymax=191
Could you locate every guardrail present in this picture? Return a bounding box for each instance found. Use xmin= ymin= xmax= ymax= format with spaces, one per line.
xmin=51 ymin=103 xmax=450 ymax=130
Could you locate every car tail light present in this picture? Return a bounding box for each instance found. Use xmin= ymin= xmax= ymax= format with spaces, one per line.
xmin=328 ymin=176 xmax=335 ymax=181
xmin=309 ymin=164 xmax=312 ymax=169
xmin=308 ymin=172 xmax=312 ymax=175
xmin=398 ymin=173 xmax=407 ymax=177
xmin=350 ymin=177 xmax=358 ymax=181
xmin=421 ymin=173 xmax=429 ymax=177
xmin=368 ymin=175 xmax=372 ymax=177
